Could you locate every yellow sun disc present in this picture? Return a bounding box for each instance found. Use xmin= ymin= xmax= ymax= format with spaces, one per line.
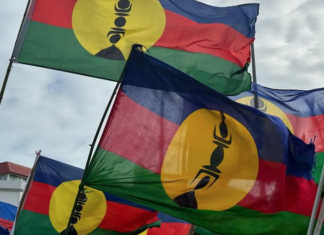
xmin=72 ymin=0 xmax=166 ymax=60
xmin=161 ymin=109 xmax=259 ymax=211
xmin=49 ymin=180 xmax=106 ymax=235
xmin=236 ymin=96 xmax=294 ymax=133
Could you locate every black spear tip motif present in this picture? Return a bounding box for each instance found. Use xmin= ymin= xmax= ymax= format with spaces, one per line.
xmin=60 ymin=191 xmax=88 ymax=235
xmin=118 ymin=0 xmax=131 ymax=9
xmin=172 ymin=111 xmax=230 ymax=209
xmin=173 ymin=176 xmax=210 ymax=209
xmin=96 ymin=46 xmax=125 ymax=60
xmin=115 ymin=17 xmax=126 ymax=27
xmin=96 ymin=0 xmax=132 ymax=60
xmin=60 ymin=225 xmax=78 ymax=235
xmin=219 ymin=111 xmax=228 ymax=138
xmin=173 ymin=191 xmax=197 ymax=209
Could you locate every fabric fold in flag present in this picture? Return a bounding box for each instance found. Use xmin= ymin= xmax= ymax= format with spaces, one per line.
xmin=13 ymin=156 xmax=159 ymax=235
xmin=231 ymin=83 xmax=324 ymax=183
xmin=13 ymin=0 xmax=259 ymax=95
xmin=140 ymin=212 xmax=191 ymax=235
xmin=83 ymin=46 xmax=317 ymax=235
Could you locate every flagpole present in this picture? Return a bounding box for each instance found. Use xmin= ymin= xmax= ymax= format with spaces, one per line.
xmin=15 ymin=150 xmax=41 ymax=219
xmin=0 ymin=58 xmax=14 ymax=106
xmin=188 ymin=224 xmax=196 ymax=235
xmin=251 ymin=42 xmax=259 ymax=109
xmin=0 ymin=0 xmax=33 ymax=108
xmin=63 ymin=44 xmax=144 ymax=235
xmin=313 ymin=195 xmax=324 ymax=235
xmin=307 ymin=162 xmax=324 ymax=235
xmin=63 ymin=76 xmax=123 ymax=235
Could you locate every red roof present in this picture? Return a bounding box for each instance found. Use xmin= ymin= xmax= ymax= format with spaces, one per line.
xmin=0 ymin=162 xmax=31 ymax=177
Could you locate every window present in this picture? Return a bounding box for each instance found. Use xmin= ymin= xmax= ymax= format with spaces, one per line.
xmin=0 ymin=174 xmax=8 ymax=180
xmin=9 ymin=175 xmax=20 ymax=181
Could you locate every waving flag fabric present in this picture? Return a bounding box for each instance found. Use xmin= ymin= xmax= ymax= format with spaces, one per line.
xmin=82 ymin=46 xmax=317 ymax=235
xmin=13 ymin=0 xmax=258 ymax=95
xmin=231 ymin=83 xmax=324 ymax=183
xmin=13 ymin=156 xmax=159 ymax=235
xmin=0 ymin=201 xmax=17 ymax=234
xmin=140 ymin=213 xmax=190 ymax=235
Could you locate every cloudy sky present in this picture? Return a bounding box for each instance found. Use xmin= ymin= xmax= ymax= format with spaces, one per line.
xmin=0 ymin=0 xmax=323 ymax=169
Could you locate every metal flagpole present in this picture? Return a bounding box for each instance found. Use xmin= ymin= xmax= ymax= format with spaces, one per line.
xmin=313 ymin=195 xmax=324 ymax=235
xmin=307 ymin=162 xmax=324 ymax=235
xmin=0 ymin=59 xmax=14 ymax=106
xmin=251 ymin=42 xmax=259 ymax=109
xmin=188 ymin=224 xmax=196 ymax=235
xmin=63 ymin=78 xmax=123 ymax=235
xmin=0 ymin=0 xmax=33 ymax=108
xmin=10 ymin=150 xmax=41 ymax=235
xmin=63 ymin=44 xmax=144 ymax=235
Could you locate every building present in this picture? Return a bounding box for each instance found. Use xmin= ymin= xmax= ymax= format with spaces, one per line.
xmin=0 ymin=162 xmax=31 ymax=207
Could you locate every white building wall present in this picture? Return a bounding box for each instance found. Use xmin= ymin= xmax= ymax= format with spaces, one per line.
xmin=0 ymin=180 xmax=26 ymax=207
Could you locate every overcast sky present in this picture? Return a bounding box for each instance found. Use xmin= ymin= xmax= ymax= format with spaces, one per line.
xmin=0 ymin=0 xmax=323 ymax=169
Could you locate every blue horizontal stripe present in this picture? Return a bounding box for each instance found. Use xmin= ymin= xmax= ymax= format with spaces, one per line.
xmin=33 ymin=156 xmax=83 ymax=187
xmin=104 ymin=193 xmax=155 ymax=212
xmin=121 ymin=47 xmax=315 ymax=180
xmin=230 ymin=83 xmax=324 ymax=117
xmin=157 ymin=212 xmax=189 ymax=224
xmin=0 ymin=202 xmax=16 ymax=222
xmin=33 ymin=156 xmax=155 ymax=211
xmin=158 ymin=0 xmax=259 ymax=38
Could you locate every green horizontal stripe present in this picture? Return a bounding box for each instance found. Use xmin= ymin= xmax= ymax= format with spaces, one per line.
xmin=84 ymin=148 xmax=312 ymax=235
xmin=146 ymin=48 xmax=251 ymax=96
xmin=14 ymin=210 xmax=158 ymax=235
xmin=17 ymin=21 xmax=251 ymax=95
xmin=14 ymin=210 xmax=58 ymax=235
xmin=195 ymin=226 xmax=220 ymax=235
xmin=18 ymin=22 xmax=125 ymax=81
xmin=313 ymin=152 xmax=324 ymax=184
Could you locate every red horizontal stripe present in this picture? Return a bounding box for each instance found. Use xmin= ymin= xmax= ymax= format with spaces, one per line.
xmin=155 ymin=10 xmax=253 ymax=67
xmin=31 ymin=0 xmax=251 ymax=67
xmin=23 ymin=181 xmax=55 ymax=215
xmin=31 ymin=0 xmax=76 ymax=28
xmin=99 ymin=200 xmax=158 ymax=232
xmin=147 ymin=223 xmax=191 ymax=235
xmin=0 ymin=218 xmax=13 ymax=230
xmin=99 ymin=91 xmax=179 ymax=174
xmin=287 ymin=113 xmax=324 ymax=152
xmin=239 ymin=160 xmax=317 ymax=216
xmin=23 ymin=180 xmax=158 ymax=232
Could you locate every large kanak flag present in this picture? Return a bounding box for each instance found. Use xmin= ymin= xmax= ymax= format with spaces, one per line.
xmin=82 ymin=45 xmax=317 ymax=235
xmin=13 ymin=0 xmax=258 ymax=95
